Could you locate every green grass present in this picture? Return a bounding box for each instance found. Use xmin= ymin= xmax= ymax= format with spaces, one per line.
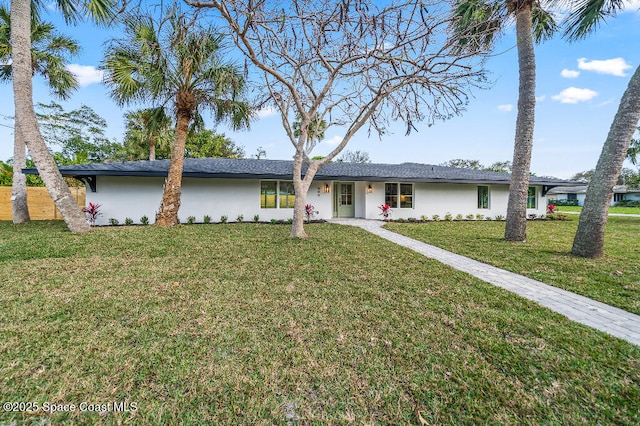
xmin=556 ymin=205 xmax=640 ymax=214
xmin=1 ymin=221 xmax=640 ymax=424
xmin=385 ymin=216 xmax=640 ymax=315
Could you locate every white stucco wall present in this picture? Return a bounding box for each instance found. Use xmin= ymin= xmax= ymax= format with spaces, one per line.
xmin=86 ymin=176 xmax=334 ymax=225
xmin=362 ymin=182 xmax=547 ymax=219
xmin=85 ymin=176 xmax=549 ymax=225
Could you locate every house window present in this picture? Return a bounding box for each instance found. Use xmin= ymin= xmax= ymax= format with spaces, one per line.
xmin=260 ymin=181 xmax=277 ymax=208
xmin=260 ymin=180 xmax=295 ymax=208
xmin=279 ymin=181 xmax=295 ymax=208
xmin=385 ymin=183 xmax=413 ymax=208
xmin=400 ymin=184 xmax=413 ymax=208
xmin=527 ymin=187 xmax=537 ymax=209
xmin=477 ymin=186 xmax=489 ymax=209
xmin=614 ymin=193 xmax=624 ymax=202
xmin=567 ymin=193 xmax=577 ymax=201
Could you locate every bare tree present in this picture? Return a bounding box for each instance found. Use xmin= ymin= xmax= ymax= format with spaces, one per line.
xmin=187 ymin=0 xmax=488 ymax=237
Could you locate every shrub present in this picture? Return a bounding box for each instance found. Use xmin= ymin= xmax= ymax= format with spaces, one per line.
xmin=304 ymin=204 xmax=316 ymax=223
xmin=140 ymin=215 xmax=149 ymax=225
xmin=286 ymin=218 xmax=293 ymax=224
xmin=82 ymin=202 xmax=102 ymax=226
xmin=552 ymin=199 xmax=580 ymax=206
xmin=270 ymin=218 xmax=277 ymax=225
xmin=528 ymin=213 xmax=537 ymax=220
xmin=187 ymin=216 xmax=196 ymax=224
xmin=420 ymin=215 xmax=429 ymax=222
xmin=444 ymin=212 xmax=453 ymax=221
xmin=547 ymin=204 xmax=556 ymax=214
xmin=407 ymin=217 xmax=418 ymax=223
xmin=615 ymin=200 xmax=640 ymax=207
xmin=432 ymin=214 xmax=440 ymax=222
xmin=220 ymin=215 xmax=228 ymax=224
xmin=494 ymin=214 xmax=504 ymax=221
xmin=465 ymin=214 xmax=475 ymax=221
xmin=203 ymin=215 xmax=211 ymax=224
xmin=485 ymin=216 xmax=493 ymax=221
xmin=455 ymin=214 xmax=464 ymax=221
xmin=397 ymin=218 xmax=406 ymax=223
xmin=124 ymin=217 xmax=134 ymax=226
xmin=379 ymin=203 xmax=392 ymax=220
xmin=475 ymin=214 xmax=484 ymax=220
xmin=236 ymin=214 xmax=244 ymax=223
xmin=108 ymin=218 xmax=119 ymax=226
xmin=253 ymin=214 xmax=260 ymax=223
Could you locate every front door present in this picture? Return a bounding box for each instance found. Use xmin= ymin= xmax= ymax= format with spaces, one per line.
xmin=335 ymin=182 xmax=355 ymax=218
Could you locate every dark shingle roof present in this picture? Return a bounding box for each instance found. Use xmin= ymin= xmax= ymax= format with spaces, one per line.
xmin=23 ymin=158 xmax=580 ymax=186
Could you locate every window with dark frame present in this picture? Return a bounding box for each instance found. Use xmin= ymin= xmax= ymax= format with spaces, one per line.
xmin=527 ymin=187 xmax=537 ymax=209
xmin=385 ymin=183 xmax=413 ymax=208
xmin=477 ymin=186 xmax=489 ymax=209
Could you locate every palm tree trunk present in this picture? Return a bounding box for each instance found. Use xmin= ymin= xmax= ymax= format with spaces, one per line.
xmin=11 ymin=132 xmax=30 ymax=223
xmin=504 ymin=4 xmax=536 ymax=242
xmin=11 ymin=0 xmax=90 ymax=233
xmin=155 ymin=110 xmax=189 ymax=226
xmin=572 ymin=65 xmax=640 ymax=258
xmin=149 ymin=134 xmax=156 ymax=161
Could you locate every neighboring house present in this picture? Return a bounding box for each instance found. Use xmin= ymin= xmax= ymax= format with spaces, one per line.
xmin=548 ymin=185 xmax=640 ymax=206
xmin=24 ymin=158 xmax=580 ymax=225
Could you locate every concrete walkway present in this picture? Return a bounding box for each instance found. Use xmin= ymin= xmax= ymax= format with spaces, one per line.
xmin=330 ymin=218 xmax=640 ymax=346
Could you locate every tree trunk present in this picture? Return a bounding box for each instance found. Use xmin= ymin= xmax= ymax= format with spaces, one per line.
xmin=572 ymin=65 xmax=640 ymax=258
xmin=289 ymin=152 xmax=318 ymax=238
xmin=11 ymin=132 xmax=30 ymax=223
xmin=10 ymin=0 xmax=90 ymax=233
xmin=155 ymin=110 xmax=189 ymax=226
xmin=504 ymin=5 xmax=536 ymax=242
xmin=149 ymin=134 xmax=156 ymax=161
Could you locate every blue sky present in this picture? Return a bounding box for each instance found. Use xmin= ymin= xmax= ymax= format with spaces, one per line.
xmin=1 ymin=2 xmax=639 ymax=179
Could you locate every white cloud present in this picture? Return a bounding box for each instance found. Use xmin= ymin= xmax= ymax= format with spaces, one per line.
xmin=561 ymin=69 xmax=580 ymax=78
xmin=323 ymin=135 xmax=343 ymax=146
xmin=497 ymin=104 xmax=513 ymax=112
xmin=623 ymin=0 xmax=640 ymax=12
xmin=66 ymin=64 xmax=103 ymax=86
xmin=536 ymin=95 xmax=547 ymax=102
xmin=577 ymin=57 xmax=632 ymax=77
xmin=256 ymin=106 xmax=277 ymax=119
xmin=552 ymin=87 xmax=598 ymax=104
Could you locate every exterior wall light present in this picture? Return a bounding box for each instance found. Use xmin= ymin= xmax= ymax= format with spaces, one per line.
xmin=324 ymin=184 xmax=331 ymax=193
xmin=367 ymin=184 xmax=373 ymax=193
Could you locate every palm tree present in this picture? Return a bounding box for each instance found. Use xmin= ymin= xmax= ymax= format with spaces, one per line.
xmin=122 ymin=107 xmax=174 ymax=161
xmin=567 ymin=1 xmax=640 ymax=258
xmin=11 ymin=0 xmax=117 ymax=232
xmin=103 ymin=7 xmax=252 ymax=226
xmin=453 ymin=0 xmax=556 ymax=241
xmin=628 ymin=135 xmax=640 ymax=166
xmin=1 ymin=4 xmax=79 ymax=224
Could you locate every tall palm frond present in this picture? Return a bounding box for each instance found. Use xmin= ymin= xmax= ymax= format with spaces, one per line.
xmin=564 ymin=0 xmax=626 ymax=40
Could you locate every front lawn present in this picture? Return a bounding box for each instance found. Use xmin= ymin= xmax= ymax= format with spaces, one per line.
xmin=1 ymin=221 xmax=639 ymax=424
xmin=556 ymin=205 xmax=640 ymax=214
xmin=385 ymin=216 xmax=640 ymax=314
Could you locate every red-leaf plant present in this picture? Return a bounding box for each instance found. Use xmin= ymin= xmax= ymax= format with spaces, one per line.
xmin=379 ymin=203 xmax=392 ymax=220
xmin=82 ymin=202 xmax=102 ymax=226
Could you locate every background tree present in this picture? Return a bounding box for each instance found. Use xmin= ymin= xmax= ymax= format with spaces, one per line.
xmin=486 ymin=160 xmax=512 ymax=173
xmin=11 ymin=0 xmax=119 ymax=233
xmin=439 ymin=158 xmax=485 ymax=170
xmin=570 ymin=169 xmax=595 ymax=183
xmin=188 ymin=0 xmax=489 ymax=238
xmin=119 ymin=107 xmax=174 ymax=161
xmin=567 ymin=1 xmax=640 ymax=257
xmin=627 ymin=132 xmax=639 ymax=165
xmin=253 ymin=146 xmax=266 ymax=159
xmin=338 ymin=150 xmax=371 ymax=164
xmin=1 ymin=4 xmax=79 ymax=223
xmin=184 ymin=129 xmax=244 ymax=158
xmin=453 ymin=0 xmax=557 ymax=242
xmin=36 ymin=102 xmax=121 ymax=163
xmin=103 ymin=6 xmax=251 ymax=226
